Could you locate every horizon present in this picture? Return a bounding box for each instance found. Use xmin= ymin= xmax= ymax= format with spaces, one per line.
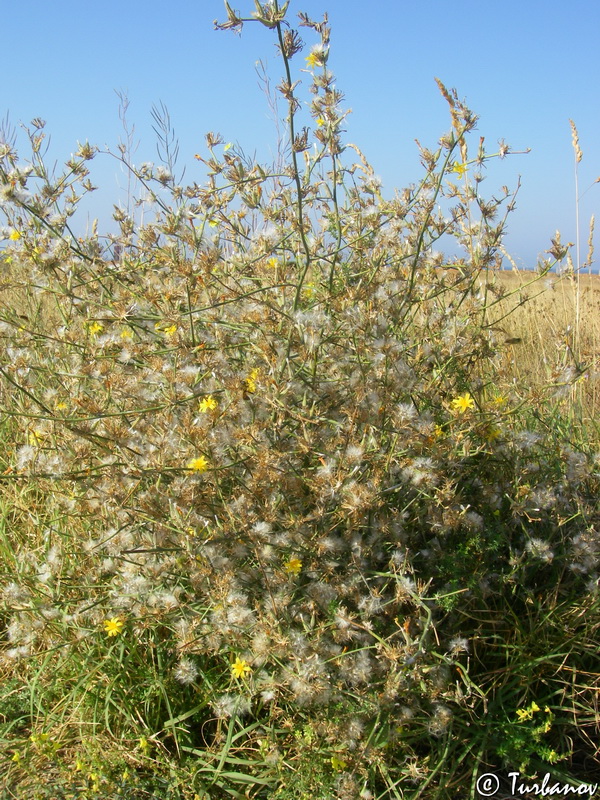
xmin=2 ymin=0 xmax=599 ymax=272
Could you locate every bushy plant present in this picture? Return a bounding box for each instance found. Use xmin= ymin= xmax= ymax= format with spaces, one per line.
xmin=1 ymin=3 xmax=598 ymax=797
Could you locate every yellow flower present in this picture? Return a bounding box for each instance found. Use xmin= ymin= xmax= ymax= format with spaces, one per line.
xmin=186 ymin=455 xmax=209 ymax=473
xmin=543 ymin=717 xmax=552 ymax=733
xmin=139 ymin=736 xmax=151 ymax=755
xmin=451 ymin=392 xmax=475 ymax=413
xmin=284 ymin=557 xmax=302 ymax=576
xmin=231 ymin=657 xmax=252 ymax=679
xmin=28 ymin=429 xmax=45 ymax=445
xmin=245 ymin=368 xmax=260 ymax=394
xmin=452 ymin=161 xmax=467 ymax=177
xmin=103 ymin=617 xmax=124 ymax=637
xmin=199 ymin=395 xmax=218 ymax=413
xmin=305 ymin=51 xmax=319 ymax=68
xmin=483 ymin=425 xmax=501 ymax=442
xmin=31 ymin=733 xmax=50 ymax=748
xmin=8 ymin=229 xmax=22 ymax=241
xmin=87 ymin=321 xmax=103 ymax=336
xmin=316 ymin=116 xmax=325 ymax=127
xmin=266 ymin=257 xmax=278 ymax=268
xmin=120 ymin=327 xmax=133 ymax=339
xmin=331 ymin=755 xmax=348 ymax=771
xmin=155 ymin=322 xmax=177 ymax=337
xmin=302 ymin=282 xmax=317 ymax=299
xmin=11 ymin=751 xmax=21 ymax=763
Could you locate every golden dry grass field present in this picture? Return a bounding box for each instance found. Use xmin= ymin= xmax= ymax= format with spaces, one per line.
xmin=478 ymin=269 xmax=600 ymax=426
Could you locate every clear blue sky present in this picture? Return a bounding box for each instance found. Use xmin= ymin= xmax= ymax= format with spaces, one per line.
xmin=3 ymin=0 xmax=599 ymax=270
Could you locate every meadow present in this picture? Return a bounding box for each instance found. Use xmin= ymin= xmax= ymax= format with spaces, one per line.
xmin=472 ymin=268 xmax=600 ymax=427
xmin=0 ymin=3 xmax=598 ymax=799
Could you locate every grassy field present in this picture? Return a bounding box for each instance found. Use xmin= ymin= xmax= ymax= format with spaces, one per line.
xmin=485 ymin=269 xmax=600 ymax=429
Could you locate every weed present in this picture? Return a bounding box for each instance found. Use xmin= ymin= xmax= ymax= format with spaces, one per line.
xmin=0 ymin=3 xmax=598 ymax=798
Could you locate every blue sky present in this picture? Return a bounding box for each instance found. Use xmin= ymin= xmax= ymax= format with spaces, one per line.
xmin=3 ymin=0 xmax=599 ymax=269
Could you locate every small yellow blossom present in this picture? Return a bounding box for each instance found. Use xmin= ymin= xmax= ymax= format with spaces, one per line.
xmin=516 ymin=708 xmax=532 ymax=722
xmin=302 ymin=282 xmax=317 ymax=300
xmin=223 ymin=142 xmax=232 ymax=151
xmin=231 ymin=657 xmax=252 ymax=679
xmin=492 ymin=395 xmax=507 ymax=406
xmin=331 ymin=755 xmax=348 ymax=771
xmin=483 ymin=425 xmax=501 ymax=442
xmin=9 ymin=229 xmax=22 ymax=241
xmin=266 ymin=257 xmax=278 ymax=268
xmin=139 ymin=736 xmax=151 ymax=755
xmin=155 ymin=322 xmax=177 ymax=337
xmin=434 ymin=424 xmax=445 ymax=438
xmin=11 ymin=751 xmax=21 ymax=763
xmin=30 ymin=732 xmax=49 ymax=744
xmin=245 ymin=368 xmax=260 ymax=393
xmin=284 ymin=557 xmax=302 ymax=576
xmin=199 ymin=395 xmax=218 ymax=413
xmin=305 ymin=51 xmax=319 ymax=68
xmin=316 ymin=116 xmax=325 ymax=127
xmin=186 ymin=455 xmax=209 ymax=473
xmin=542 ymin=716 xmax=553 ymax=733
xmin=451 ymin=392 xmax=475 ymax=413
xmin=120 ymin=327 xmax=133 ymax=339
xmin=208 ymin=219 xmax=218 ymax=228
xmin=103 ymin=617 xmax=124 ymax=637
xmin=452 ymin=161 xmax=467 ymax=178
xmin=87 ymin=321 xmax=103 ymax=336
xmin=28 ymin=429 xmax=45 ymax=445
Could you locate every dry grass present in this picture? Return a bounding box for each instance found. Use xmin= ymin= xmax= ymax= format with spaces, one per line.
xmin=479 ymin=268 xmax=600 ymax=425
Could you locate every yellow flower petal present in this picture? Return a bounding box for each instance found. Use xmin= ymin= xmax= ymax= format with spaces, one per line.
xmin=450 ymin=392 xmax=475 ymax=413
xmin=186 ymin=456 xmax=209 ymax=473
xmin=103 ymin=617 xmax=124 ymax=637
xmin=452 ymin=161 xmax=467 ymax=177
xmin=283 ymin=557 xmax=302 ymax=576
xmin=331 ymin=755 xmax=348 ymax=771
xmin=231 ymin=657 xmax=252 ymax=679
xmin=199 ymin=395 xmax=218 ymax=413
